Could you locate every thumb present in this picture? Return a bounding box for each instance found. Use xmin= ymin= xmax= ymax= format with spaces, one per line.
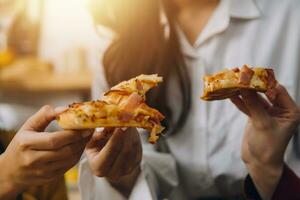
xmin=20 ymin=105 xmax=57 ymax=132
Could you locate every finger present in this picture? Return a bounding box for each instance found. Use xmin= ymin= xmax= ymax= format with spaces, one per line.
xmin=86 ymin=128 xmax=114 ymax=151
xmin=267 ymin=84 xmax=298 ymax=110
xmin=24 ymin=174 xmax=62 ymax=186
xmin=88 ymin=128 xmax=126 ymax=176
xmin=230 ymin=95 xmax=250 ymax=116
xmin=240 ymin=90 xmax=270 ymax=122
xmin=40 ymin=151 xmax=82 ymax=172
xmin=256 ymin=93 xmax=279 ymax=115
xmin=241 ymin=121 xmax=251 ymax=163
xmin=54 ymin=106 xmax=68 ymax=114
xmin=108 ymin=132 xmax=134 ymax=179
xmin=35 ymin=168 xmax=67 ymax=184
xmin=231 ymin=92 xmax=274 ymax=116
xmin=21 ymin=105 xmax=56 ymax=132
xmin=19 ymin=166 xmax=66 ymax=185
xmin=126 ymin=130 xmax=142 ymax=174
xmin=256 ymin=94 xmax=272 ymax=110
xmin=33 ymin=138 xmax=87 ymax=163
xmin=25 ymin=130 xmax=92 ymax=150
xmin=108 ymin=129 xmax=141 ymax=179
xmin=46 ymin=168 xmax=69 ymax=180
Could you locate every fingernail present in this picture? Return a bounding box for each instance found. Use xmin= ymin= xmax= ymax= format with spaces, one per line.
xmin=121 ymin=127 xmax=127 ymax=131
xmin=54 ymin=106 xmax=68 ymax=114
xmin=83 ymin=131 xmax=92 ymax=138
xmin=95 ymin=127 xmax=104 ymax=133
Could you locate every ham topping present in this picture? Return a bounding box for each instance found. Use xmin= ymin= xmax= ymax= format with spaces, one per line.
xmin=118 ymin=111 xmax=133 ymax=123
xmin=232 ymin=67 xmax=240 ymax=72
xmin=239 ymin=65 xmax=254 ymax=85
xmin=118 ymin=93 xmax=143 ymax=122
xmin=136 ymin=79 xmax=143 ymax=92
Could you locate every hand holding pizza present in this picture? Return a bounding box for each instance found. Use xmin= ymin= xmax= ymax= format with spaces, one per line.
xmin=0 ymin=106 xmax=91 ymax=199
xmin=230 ymin=84 xmax=300 ymax=199
xmin=85 ymin=128 xmax=142 ymax=197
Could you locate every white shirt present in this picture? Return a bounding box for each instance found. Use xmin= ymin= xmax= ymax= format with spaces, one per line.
xmin=79 ymin=0 xmax=300 ymax=199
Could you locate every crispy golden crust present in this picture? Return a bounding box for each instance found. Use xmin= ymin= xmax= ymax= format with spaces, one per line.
xmin=57 ymin=74 xmax=165 ymax=143
xmin=201 ymin=67 xmax=276 ymax=101
xmin=103 ymin=74 xmax=163 ymax=104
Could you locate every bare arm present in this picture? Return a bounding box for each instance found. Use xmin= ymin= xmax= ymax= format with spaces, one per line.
xmin=230 ymin=84 xmax=300 ymax=200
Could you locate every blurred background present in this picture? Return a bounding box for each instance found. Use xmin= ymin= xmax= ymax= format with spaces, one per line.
xmin=0 ymin=0 xmax=101 ymax=199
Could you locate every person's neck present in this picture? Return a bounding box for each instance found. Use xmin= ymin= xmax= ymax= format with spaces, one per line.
xmin=172 ymin=0 xmax=220 ymax=45
xmin=174 ymin=0 xmax=219 ymax=11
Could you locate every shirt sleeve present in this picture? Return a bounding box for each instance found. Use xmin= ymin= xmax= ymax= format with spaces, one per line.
xmin=244 ymin=164 xmax=300 ymax=200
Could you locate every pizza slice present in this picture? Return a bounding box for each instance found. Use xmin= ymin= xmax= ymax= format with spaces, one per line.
xmin=201 ymin=65 xmax=277 ymax=101
xmin=57 ymin=74 xmax=165 ymax=143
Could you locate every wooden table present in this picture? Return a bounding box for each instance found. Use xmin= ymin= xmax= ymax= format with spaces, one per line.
xmin=0 ymin=58 xmax=93 ymax=94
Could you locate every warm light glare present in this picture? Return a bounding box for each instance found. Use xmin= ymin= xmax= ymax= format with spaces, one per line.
xmin=46 ymin=0 xmax=88 ymax=16
xmin=43 ymin=0 xmax=93 ymax=40
xmin=40 ymin=0 xmax=101 ymax=72
xmin=27 ymin=0 xmax=40 ymax=23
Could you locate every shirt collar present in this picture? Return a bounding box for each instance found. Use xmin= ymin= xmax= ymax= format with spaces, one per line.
xmin=229 ymin=0 xmax=261 ymax=19
xmin=160 ymin=0 xmax=261 ymax=26
xmin=160 ymin=0 xmax=261 ymax=57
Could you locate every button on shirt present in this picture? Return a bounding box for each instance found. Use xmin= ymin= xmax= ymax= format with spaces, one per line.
xmin=79 ymin=0 xmax=300 ymax=199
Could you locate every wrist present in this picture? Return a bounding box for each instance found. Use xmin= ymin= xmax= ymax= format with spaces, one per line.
xmin=246 ymin=162 xmax=283 ymax=200
xmin=0 ymin=154 xmax=25 ymax=199
xmin=246 ymin=158 xmax=284 ymax=179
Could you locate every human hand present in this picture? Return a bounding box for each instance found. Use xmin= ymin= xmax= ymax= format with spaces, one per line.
xmin=230 ymin=84 xmax=300 ymax=199
xmin=0 ymin=105 xmax=92 ymax=199
xmin=85 ymin=128 xmax=142 ymax=197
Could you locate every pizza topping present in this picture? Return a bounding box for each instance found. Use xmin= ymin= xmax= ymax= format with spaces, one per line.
xmin=232 ymin=67 xmax=240 ymax=72
xmin=117 ymin=93 xmax=144 ymax=122
xmin=120 ymin=93 xmax=143 ymax=112
xmin=201 ymin=65 xmax=277 ymax=101
xmin=149 ymin=124 xmax=165 ymax=144
xmin=266 ymin=69 xmax=277 ymax=89
xmin=135 ymin=114 xmax=147 ymax=122
xmin=239 ymin=65 xmax=254 ymax=85
xmin=136 ymin=79 xmax=143 ymax=92
xmin=104 ymin=90 xmax=131 ymax=97
xmin=57 ymin=74 xmax=165 ymax=144
xmin=118 ymin=111 xmax=133 ymax=123
xmin=111 ymin=74 xmax=163 ymax=96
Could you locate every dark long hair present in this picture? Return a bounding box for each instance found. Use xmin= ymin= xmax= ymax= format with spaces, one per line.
xmin=90 ymin=0 xmax=191 ymax=135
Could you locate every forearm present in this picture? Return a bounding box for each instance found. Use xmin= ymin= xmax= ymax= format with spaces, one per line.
xmin=246 ymin=162 xmax=283 ymax=200
xmin=0 ymin=155 xmax=24 ymax=200
xmin=108 ymin=166 xmax=141 ymax=198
